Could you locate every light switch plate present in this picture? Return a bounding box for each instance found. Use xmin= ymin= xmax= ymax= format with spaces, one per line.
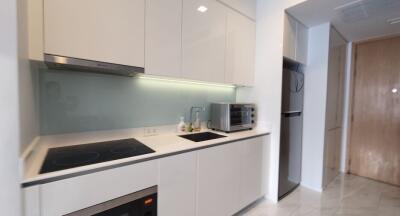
xmin=143 ymin=127 xmax=158 ymax=137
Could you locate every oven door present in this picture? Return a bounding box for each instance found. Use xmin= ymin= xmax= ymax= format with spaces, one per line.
xmin=65 ymin=186 xmax=157 ymax=216
xmin=229 ymin=104 xmax=254 ymax=131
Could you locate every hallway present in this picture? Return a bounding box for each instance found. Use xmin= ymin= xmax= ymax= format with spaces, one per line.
xmin=240 ymin=174 xmax=400 ymax=216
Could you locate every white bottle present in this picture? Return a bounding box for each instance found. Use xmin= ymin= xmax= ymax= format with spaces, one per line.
xmin=177 ymin=116 xmax=186 ymax=132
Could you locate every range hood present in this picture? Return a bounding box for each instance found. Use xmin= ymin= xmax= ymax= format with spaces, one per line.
xmin=44 ymin=54 xmax=145 ymax=77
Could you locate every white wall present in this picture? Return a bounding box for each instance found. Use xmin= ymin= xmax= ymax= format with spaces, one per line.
xmin=0 ymin=0 xmax=22 ymax=214
xmin=236 ymin=0 xmax=306 ymax=202
xmin=301 ymin=23 xmax=330 ymax=191
xmin=18 ymin=0 xmax=39 ymax=155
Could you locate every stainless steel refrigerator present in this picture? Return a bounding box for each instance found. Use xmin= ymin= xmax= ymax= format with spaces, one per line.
xmin=278 ymin=58 xmax=304 ymax=199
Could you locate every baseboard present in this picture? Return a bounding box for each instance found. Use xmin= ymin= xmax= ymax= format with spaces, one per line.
xmin=300 ymin=182 xmax=323 ymax=192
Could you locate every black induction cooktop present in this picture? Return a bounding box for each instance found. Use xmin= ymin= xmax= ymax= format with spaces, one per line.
xmin=40 ymin=138 xmax=155 ymax=174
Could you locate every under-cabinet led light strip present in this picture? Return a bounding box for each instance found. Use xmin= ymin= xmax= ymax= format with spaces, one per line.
xmin=137 ymin=75 xmax=237 ymax=88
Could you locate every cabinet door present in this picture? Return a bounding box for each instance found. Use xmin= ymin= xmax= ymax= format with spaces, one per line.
xmin=296 ymin=21 xmax=308 ymax=64
xmin=158 ymin=152 xmax=197 ymax=216
xmin=325 ymin=46 xmax=341 ymax=130
xmin=182 ymin=0 xmax=227 ymax=83
xmin=40 ymin=160 xmax=157 ymax=216
xmin=324 ymin=129 xmax=337 ymax=186
xmin=145 ymin=0 xmax=182 ymax=77
xmin=44 ymin=0 xmax=145 ymax=67
xmin=283 ymin=13 xmax=296 ymax=60
xmin=23 ymin=186 xmax=40 ymax=216
xmin=217 ymin=0 xmax=256 ymax=20
xmin=239 ymin=137 xmax=264 ymax=209
xmin=225 ymin=10 xmax=256 ymax=86
xmin=324 ymin=128 xmax=342 ymax=186
xmin=197 ymin=142 xmax=241 ymax=216
xmin=335 ymin=45 xmax=346 ymax=127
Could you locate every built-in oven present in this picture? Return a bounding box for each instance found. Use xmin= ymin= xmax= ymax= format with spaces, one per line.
xmin=65 ymin=186 xmax=157 ymax=216
xmin=210 ymin=103 xmax=256 ymax=132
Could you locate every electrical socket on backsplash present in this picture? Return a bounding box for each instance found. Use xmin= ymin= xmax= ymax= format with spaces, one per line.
xmin=143 ymin=127 xmax=158 ymax=137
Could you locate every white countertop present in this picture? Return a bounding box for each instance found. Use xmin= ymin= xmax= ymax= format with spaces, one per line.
xmin=22 ymin=126 xmax=270 ymax=187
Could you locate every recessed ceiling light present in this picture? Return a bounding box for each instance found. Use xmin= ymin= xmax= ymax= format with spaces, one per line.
xmin=197 ymin=5 xmax=208 ymax=13
xmin=392 ymin=88 xmax=398 ymax=93
xmin=334 ymin=0 xmax=364 ymax=10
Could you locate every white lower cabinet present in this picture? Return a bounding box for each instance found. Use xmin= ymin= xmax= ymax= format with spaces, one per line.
xmin=197 ymin=142 xmax=242 ymax=216
xmin=23 ymin=186 xmax=40 ymax=216
xmin=23 ymin=136 xmax=267 ymax=216
xmin=239 ymin=137 xmax=264 ymax=209
xmin=158 ymin=152 xmax=197 ymax=216
xmin=40 ymin=160 xmax=158 ymax=216
xmin=197 ymin=136 xmax=265 ymax=216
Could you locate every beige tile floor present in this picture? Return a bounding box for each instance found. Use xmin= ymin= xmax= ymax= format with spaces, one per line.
xmin=238 ymin=174 xmax=400 ymax=216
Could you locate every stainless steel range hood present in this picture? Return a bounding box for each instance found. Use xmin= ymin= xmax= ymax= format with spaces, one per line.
xmin=44 ymin=54 xmax=145 ymax=77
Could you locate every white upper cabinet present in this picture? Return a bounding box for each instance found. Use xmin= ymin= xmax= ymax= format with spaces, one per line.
xmin=283 ymin=13 xmax=297 ymax=60
xmin=283 ymin=13 xmax=308 ymax=65
xmin=296 ymin=21 xmax=308 ymax=64
xmin=182 ymin=0 xmax=227 ymax=83
xmin=217 ymin=0 xmax=256 ymax=20
xmin=29 ymin=0 xmax=256 ymax=85
xmin=44 ymin=0 xmax=145 ymax=67
xmin=225 ymin=9 xmax=256 ymax=86
xmin=145 ymin=0 xmax=182 ymax=77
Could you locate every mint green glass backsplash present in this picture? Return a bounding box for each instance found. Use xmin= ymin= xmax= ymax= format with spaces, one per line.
xmin=39 ymin=69 xmax=236 ymax=135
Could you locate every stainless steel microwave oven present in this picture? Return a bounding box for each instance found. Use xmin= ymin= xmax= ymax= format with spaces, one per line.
xmin=210 ymin=103 xmax=255 ymax=132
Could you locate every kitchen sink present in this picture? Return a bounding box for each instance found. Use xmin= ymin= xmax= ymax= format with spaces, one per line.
xmin=179 ymin=132 xmax=226 ymax=142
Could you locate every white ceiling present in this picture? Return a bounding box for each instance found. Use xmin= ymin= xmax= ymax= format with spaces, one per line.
xmin=286 ymin=0 xmax=400 ymax=42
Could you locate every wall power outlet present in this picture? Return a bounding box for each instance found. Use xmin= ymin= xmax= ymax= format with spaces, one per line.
xmin=143 ymin=127 xmax=158 ymax=137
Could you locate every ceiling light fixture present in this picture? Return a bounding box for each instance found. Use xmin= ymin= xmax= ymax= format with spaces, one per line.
xmin=334 ymin=0 xmax=364 ymax=10
xmin=197 ymin=5 xmax=208 ymax=13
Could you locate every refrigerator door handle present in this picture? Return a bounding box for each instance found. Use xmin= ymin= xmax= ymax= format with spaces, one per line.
xmin=282 ymin=111 xmax=302 ymax=117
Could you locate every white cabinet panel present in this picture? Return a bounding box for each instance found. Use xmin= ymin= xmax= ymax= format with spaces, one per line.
xmin=23 ymin=186 xmax=40 ymax=216
xmin=197 ymin=142 xmax=241 ymax=216
xmin=239 ymin=137 xmax=264 ymax=209
xmin=226 ymin=10 xmax=256 ymax=86
xmin=40 ymin=160 xmax=157 ymax=216
xmin=283 ymin=13 xmax=309 ymax=64
xmin=283 ymin=13 xmax=296 ymax=61
xmin=158 ymin=152 xmax=197 ymax=216
xmin=336 ymin=45 xmax=346 ymax=128
xmin=324 ymin=128 xmax=342 ymax=186
xmin=145 ymin=0 xmax=182 ymax=77
xmin=182 ymin=0 xmax=227 ymax=83
xmin=296 ymin=21 xmax=308 ymax=64
xmin=218 ymin=0 xmax=256 ymax=20
xmin=326 ymin=45 xmax=340 ymax=130
xmin=28 ymin=0 xmax=44 ymax=61
xmin=44 ymin=0 xmax=145 ymax=67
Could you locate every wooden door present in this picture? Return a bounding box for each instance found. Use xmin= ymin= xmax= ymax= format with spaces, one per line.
xmin=349 ymin=36 xmax=400 ymax=186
